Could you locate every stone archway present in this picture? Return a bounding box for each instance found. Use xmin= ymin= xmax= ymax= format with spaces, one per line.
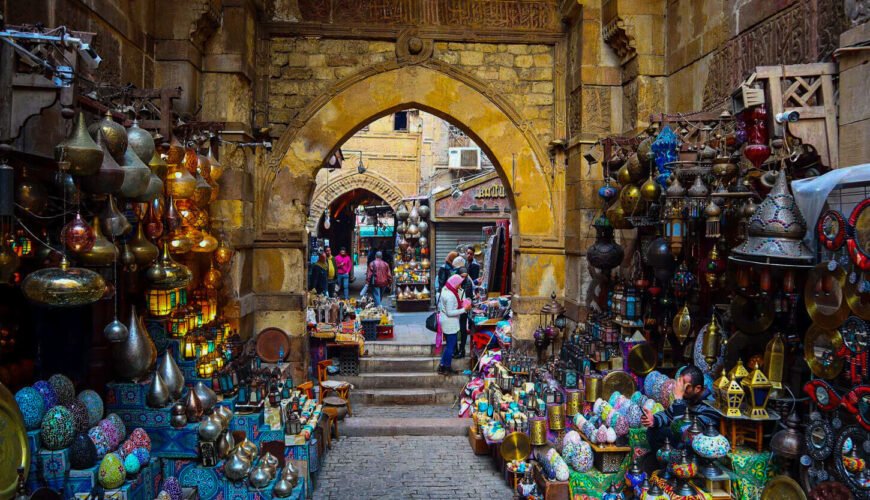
xmin=306 ymin=171 xmax=405 ymax=234
xmin=257 ymin=63 xmax=565 ymax=340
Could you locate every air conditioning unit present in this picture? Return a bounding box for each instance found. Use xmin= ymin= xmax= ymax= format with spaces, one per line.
xmin=447 ymin=147 xmax=481 ymax=169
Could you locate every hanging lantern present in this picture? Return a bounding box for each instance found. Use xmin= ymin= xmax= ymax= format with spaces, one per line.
xmin=165 ymin=156 xmax=197 ymax=200
xmin=191 ymin=172 xmax=212 ymax=208
xmin=88 ymin=110 xmax=128 ymax=162
xmin=13 ymin=229 xmax=32 ymax=257
xmin=55 ymin=112 xmax=102 ymax=176
xmin=80 ymin=130 xmax=125 ymax=195
xmin=128 ymin=223 xmax=158 ymax=266
xmin=126 ymin=119 xmax=155 ymax=163
xmin=75 ymin=216 xmax=118 ymax=267
xmin=586 ymin=216 xmax=624 ymax=275
xmin=764 ymin=333 xmax=785 ymax=392
xmin=704 ymin=244 xmax=725 ymax=288
xmin=741 ymin=362 xmax=772 ymax=419
xmin=146 ymin=288 xmax=176 ymax=317
xmin=16 ymin=167 xmax=49 ymax=215
xmin=701 ymin=317 xmax=722 ymax=366
xmin=145 ymin=242 xmax=193 ymax=290
xmin=672 ymin=305 xmax=691 ymax=343
xmin=619 ymin=185 xmax=642 ymax=215
xmin=148 ymin=148 xmax=168 ymax=179
xmin=167 ymin=228 xmax=192 ymax=254
xmin=206 ymin=143 xmax=222 ymax=181
xmin=671 ymin=263 xmax=696 ymax=298
xmin=664 ymin=204 xmax=685 ymax=258
xmin=651 ymin=125 xmax=679 ymax=186
xmin=169 ymin=307 xmax=189 ymax=337
xmin=704 ymin=200 xmax=721 ymax=238
xmin=182 ymin=334 xmax=197 ymax=359
xmin=193 ymin=289 xmax=216 ymax=325
xmin=183 ymin=147 xmax=200 ymax=175
xmin=0 ymin=237 xmax=20 ymax=284
xmin=204 ymin=263 xmax=222 ymax=289
xmin=598 ymin=179 xmax=618 ymax=202
xmin=214 ymin=238 xmax=234 ymax=266
xmin=742 ymin=106 xmax=771 ymax=168
xmin=640 ymin=174 xmax=661 ymax=202
xmin=99 ymin=195 xmax=132 ymax=238
xmin=62 ymin=212 xmax=96 ymax=252
xmin=408 ymin=203 xmax=420 ymax=223
xmin=22 ymin=257 xmax=106 ymax=307
xmin=119 ymin=145 xmax=153 ymax=199
xmin=145 ymin=200 xmax=164 ymax=240
xmin=193 ymin=231 xmax=218 ymax=253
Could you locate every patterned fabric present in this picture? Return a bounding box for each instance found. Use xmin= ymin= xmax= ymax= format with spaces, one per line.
xmin=569 ymin=465 xmax=626 ymax=498
xmin=728 ymin=447 xmax=773 ymax=500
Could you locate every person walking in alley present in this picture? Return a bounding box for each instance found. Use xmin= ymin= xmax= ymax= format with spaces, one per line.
xmin=310 ymin=251 xmax=329 ymax=295
xmin=366 ymin=251 xmax=392 ymax=306
xmin=464 ymin=246 xmax=481 ymax=282
xmin=438 ymin=274 xmax=472 ymax=375
xmin=334 ymin=247 xmax=353 ymax=300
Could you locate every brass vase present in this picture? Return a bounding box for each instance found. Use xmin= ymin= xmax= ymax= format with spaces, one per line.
xmin=128 ymin=223 xmax=158 ymax=266
xmin=75 ymin=216 xmax=117 ymax=267
xmin=146 ymin=372 xmax=170 ymax=408
xmin=80 ymin=130 xmax=125 ymax=195
xmin=157 ymin=350 xmax=185 ymax=400
xmin=110 ymin=306 xmax=153 ymax=381
xmin=126 ymin=120 xmax=155 ymax=164
xmin=99 ymin=195 xmax=132 ymax=237
xmin=56 ymin=112 xmax=102 ymax=176
xmin=119 ymin=145 xmax=152 ymax=199
xmin=88 ymin=110 xmax=127 ymax=162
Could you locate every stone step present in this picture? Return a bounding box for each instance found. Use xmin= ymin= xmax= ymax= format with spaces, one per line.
xmin=350 ymin=388 xmax=457 ymax=405
xmin=365 ymin=343 xmax=435 ymax=357
xmin=341 ymin=372 xmax=467 ymax=389
xmin=360 ymin=356 xmax=441 ymax=372
xmin=340 ymin=417 xmax=469 ymax=437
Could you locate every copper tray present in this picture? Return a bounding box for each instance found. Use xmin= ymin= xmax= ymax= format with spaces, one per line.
xmin=762 ymin=475 xmax=807 ymax=500
xmin=256 ymin=327 xmax=290 ymax=362
xmin=0 ymin=381 xmax=29 ymax=497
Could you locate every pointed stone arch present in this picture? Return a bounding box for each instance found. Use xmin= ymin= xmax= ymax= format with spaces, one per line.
xmin=306 ymin=171 xmax=405 ymax=234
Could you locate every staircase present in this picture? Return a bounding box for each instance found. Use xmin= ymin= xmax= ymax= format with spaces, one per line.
xmin=337 ymin=342 xmax=470 ymax=437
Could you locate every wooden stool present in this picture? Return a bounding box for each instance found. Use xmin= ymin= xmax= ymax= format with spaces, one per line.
xmin=317 ymin=360 xmax=353 ymax=416
xmin=719 ymin=418 xmax=764 ymax=452
xmin=322 ymin=407 xmax=340 ymax=449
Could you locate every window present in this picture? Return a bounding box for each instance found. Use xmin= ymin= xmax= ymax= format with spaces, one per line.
xmin=393 ymin=111 xmax=408 ymax=131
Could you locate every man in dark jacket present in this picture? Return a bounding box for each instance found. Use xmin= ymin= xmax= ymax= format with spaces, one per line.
xmin=641 ymin=365 xmax=719 ymax=450
xmin=464 ymin=246 xmax=481 ymax=282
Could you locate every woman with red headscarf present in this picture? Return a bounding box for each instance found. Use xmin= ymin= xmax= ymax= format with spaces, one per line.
xmin=437 ymin=274 xmax=471 ymax=374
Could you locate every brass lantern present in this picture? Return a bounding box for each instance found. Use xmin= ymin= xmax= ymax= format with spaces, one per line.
xmin=169 ymin=307 xmax=189 ymax=338
xmin=725 ymin=376 xmax=744 ymax=417
xmin=713 ymin=369 xmax=730 ymax=409
xmin=664 ymin=204 xmax=686 ymax=258
xmin=146 ymin=287 xmax=176 ymax=317
xmin=701 ymin=317 xmax=721 ymax=366
xmin=742 ymin=362 xmax=772 ymax=419
xmin=728 ymin=359 xmax=749 ymax=382
xmin=764 ymin=333 xmax=785 ymax=392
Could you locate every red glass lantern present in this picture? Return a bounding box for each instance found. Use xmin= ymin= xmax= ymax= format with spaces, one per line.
xmin=62 ymin=212 xmax=96 ymax=252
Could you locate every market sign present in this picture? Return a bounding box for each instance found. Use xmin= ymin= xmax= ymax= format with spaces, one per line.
xmin=435 ymin=175 xmax=511 ymax=219
xmin=359 ymin=225 xmax=394 ymax=237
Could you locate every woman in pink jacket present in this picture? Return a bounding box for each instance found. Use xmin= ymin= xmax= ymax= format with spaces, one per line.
xmin=334 ymin=247 xmax=353 ymax=299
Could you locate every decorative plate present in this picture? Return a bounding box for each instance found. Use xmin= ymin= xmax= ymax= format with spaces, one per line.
xmin=804 ymin=324 xmax=845 ymax=380
xmin=845 ymin=271 xmax=870 ymax=321
xmin=805 ymin=417 xmax=835 ymax=461
xmin=0 ymin=381 xmax=30 ymax=497
xmin=628 ymin=343 xmax=657 ymax=376
xmin=762 ymin=475 xmax=808 ymax=500
xmin=818 ymin=209 xmax=847 ymax=251
xmin=602 ymin=371 xmax=636 ymax=402
xmin=804 ymin=263 xmax=850 ymax=329
xmin=848 ymin=198 xmax=870 ymax=270
xmin=256 ymin=327 xmax=291 ymax=363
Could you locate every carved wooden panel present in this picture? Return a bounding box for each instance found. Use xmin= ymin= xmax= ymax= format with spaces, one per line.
xmin=295 ymin=0 xmax=560 ymax=31
xmin=702 ymin=0 xmax=848 ymax=109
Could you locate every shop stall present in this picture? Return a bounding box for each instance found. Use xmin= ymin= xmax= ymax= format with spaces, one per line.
xmin=394 ymin=197 xmax=433 ymax=312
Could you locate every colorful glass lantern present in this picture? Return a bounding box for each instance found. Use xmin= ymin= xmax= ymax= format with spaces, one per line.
xmin=14 ymin=230 xmax=32 ymax=257
xmin=192 ymin=289 xmax=215 ymax=325
xmin=672 ymin=450 xmax=697 ymax=497
xmin=742 ymin=362 xmax=772 ymax=419
xmin=651 ymin=125 xmax=679 ymax=186
xmin=182 ymin=335 xmax=197 ymax=360
xmin=625 ymin=458 xmax=647 ymax=494
xmin=602 ymin=483 xmax=625 ymax=500
xmin=641 ymin=483 xmax=669 ymax=500
xmin=725 ymin=376 xmax=744 ymax=417
xmin=197 ymin=336 xmax=209 ymax=357
xmin=664 ymin=204 xmax=685 ymax=258
xmin=146 ymin=288 xmax=176 ymax=317
xmin=169 ymin=308 xmax=189 ymax=337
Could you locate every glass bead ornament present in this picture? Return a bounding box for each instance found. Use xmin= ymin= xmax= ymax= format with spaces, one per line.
xmin=62 ymin=212 xmax=96 ymax=252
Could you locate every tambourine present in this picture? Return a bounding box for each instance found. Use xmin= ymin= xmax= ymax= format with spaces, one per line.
xmin=847 ymin=198 xmax=870 ymax=270
xmin=818 ymin=209 xmax=846 ymax=251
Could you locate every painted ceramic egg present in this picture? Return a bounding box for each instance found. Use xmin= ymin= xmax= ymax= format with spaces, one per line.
xmin=132 ymin=447 xmax=150 ymax=466
xmin=162 ymin=477 xmax=183 ymax=500
xmin=630 ymin=391 xmax=644 ymax=405
xmin=48 ymin=374 xmax=75 ymax=405
xmin=33 ymin=380 xmax=58 ymax=410
xmin=66 ymin=400 xmax=90 ymax=434
xmin=660 ymin=379 xmax=676 ymax=405
xmin=129 ymin=427 xmax=151 ymax=451
xmin=98 ymin=453 xmax=126 ymax=489
xmin=119 ymin=439 xmax=137 ymax=458
xmin=608 ymin=392 xmax=622 ymax=407
xmin=157 ymin=492 xmax=171 ymax=500
xmin=77 ymin=389 xmax=104 ymax=427
xmin=99 ymin=419 xmax=122 ymax=449
xmin=573 ymin=413 xmax=587 ymax=428
xmin=605 ymin=426 xmax=618 ymax=443
xmin=88 ymin=426 xmax=111 ymax=458
xmin=642 ymin=398 xmax=657 ymax=412
xmin=41 ymin=406 xmax=75 ymax=450
xmin=575 ymin=441 xmax=594 ymax=472
xmin=563 ymin=430 xmax=582 ymax=447
xmin=626 ymin=405 xmax=643 ymax=428
xmin=614 ymin=416 xmax=629 ymax=437
xmin=596 ymin=425 xmax=608 ymax=443
xmin=562 ymin=442 xmax=578 ymax=465
xmin=70 ymin=433 xmax=98 ymax=470
xmin=107 ymin=413 xmax=126 ymax=440
xmin=582 ymin=422 xmax=597 ymax=440
xmin=593 ymin=399 xmax=606 ymax=415
xmin=14 ymin=387 xmax=46 ymax=430
xmin=123 ymin=453 xmax=141 ymax=475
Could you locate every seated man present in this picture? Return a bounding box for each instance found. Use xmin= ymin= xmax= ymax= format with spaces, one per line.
xmin=641 ymin=365 xmax=719 ymax=452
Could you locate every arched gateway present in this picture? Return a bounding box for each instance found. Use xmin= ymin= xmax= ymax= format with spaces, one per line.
xmin=258 ymin=63 xmax=565 ymax=340
xmin=306 ymin=171 xmax=406 ymax=235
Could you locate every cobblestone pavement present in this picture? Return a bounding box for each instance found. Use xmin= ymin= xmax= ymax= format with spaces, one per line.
xmin=313 ymin=436 xmax=514 ymax=500
xmin=351 ymin=404 xmax=459 ymax=418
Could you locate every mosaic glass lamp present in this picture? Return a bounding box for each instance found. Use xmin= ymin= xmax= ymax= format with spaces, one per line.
xmin=692 ymin=422 xmax=731 ymax=476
